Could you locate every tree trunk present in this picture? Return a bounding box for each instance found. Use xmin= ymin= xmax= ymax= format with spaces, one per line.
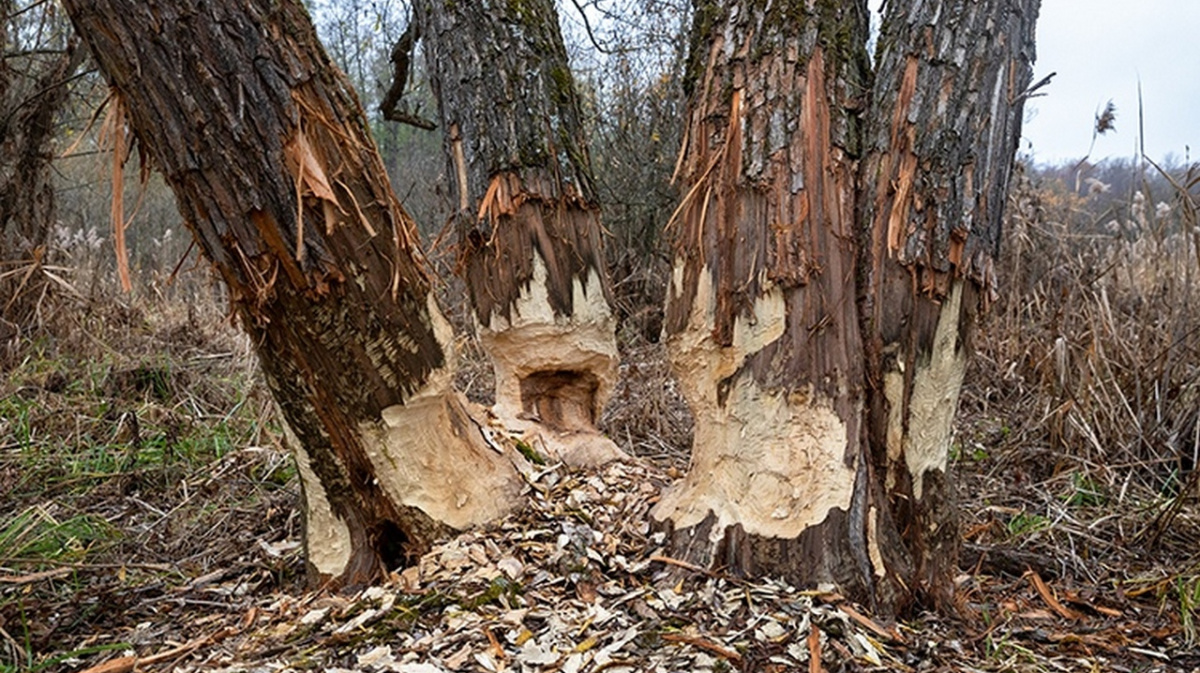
xmin=61 ymin=0 xmax=526 ymax=587
xmin=413 ymin=0 xmax=622 ymax=466
xmin=0 ymin=4 xmax=82 ymax=333
xmin=654 ymin=0 xmax=902 ymax=608
xmin=654 ymin=0 xmax=1038 ymax=614
xmin=861 ymin=0 xmax=1040 ymax=608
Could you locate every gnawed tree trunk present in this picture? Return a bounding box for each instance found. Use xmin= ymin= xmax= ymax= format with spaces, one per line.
xmin=0 ymin=3 xmax=82 ymax=333
xmin=861 ymin=0 xmax=1039 ymax=607
xmin=654 ymin=0 xmax=1038 ymax=614
xmin=413 ymin=0 xmax=622 ymax=466
xmin=654 ymin=1 xmax=904 ymax=608
xmin=62 ymin=0 xmax=526 ymax=587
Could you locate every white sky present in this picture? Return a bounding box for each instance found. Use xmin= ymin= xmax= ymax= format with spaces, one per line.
xmin=1021 ymin=0 xmax=1200 ymax=166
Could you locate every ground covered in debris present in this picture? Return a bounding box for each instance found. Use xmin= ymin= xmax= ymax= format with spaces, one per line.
xmin=16 ymin=451 xmax=1198 ymax=673
xmin=0 ymin=299 xmax=1195 ymax=673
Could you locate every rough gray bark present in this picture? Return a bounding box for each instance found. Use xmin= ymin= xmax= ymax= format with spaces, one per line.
xmin=413 ymin=0 xmax=620 ymax=461
xmin=61 ymin=0 xmax=525 ymax=588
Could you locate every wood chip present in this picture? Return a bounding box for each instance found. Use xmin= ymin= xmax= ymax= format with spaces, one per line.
xmin=661 ymin=632 xmax=742 ymax=664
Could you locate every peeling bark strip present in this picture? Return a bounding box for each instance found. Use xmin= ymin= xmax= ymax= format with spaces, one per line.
xmin=862 ymin=0 xmax=1039 ymax=608
xmin=655 ymin=0 xmax=910 ymax=610
xmin=61 ymin=0 xmax=523 ymax=586
xmin=414 ymin=0 xmax=619 ymax=447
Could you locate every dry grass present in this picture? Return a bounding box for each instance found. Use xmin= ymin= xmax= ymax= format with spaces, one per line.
xmin=957 ymin=160 xmax=1200 ymax=648
xmin=0 ymin=266 xmax=303 ymax=671
xmin=3 ymin=157 xmax=1200 ymax=670
xmin=600 ymin=340 xmax=694 ymax=468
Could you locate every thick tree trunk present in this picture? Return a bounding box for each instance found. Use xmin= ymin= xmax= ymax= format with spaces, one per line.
xmin=414 ymin=0 xmax=622 ymax=466
xmin=861 ymin=0 xmax=1039 ymax=608
xmin=0 ymin=6 xmax=81 ymax=331
xmin=653 ymin=0 xmax=907 ymax=609
xmin=61 ymin=0 xmax=526 ymax=587
xmin=655 ymin=0 xmax=1038 ymax=614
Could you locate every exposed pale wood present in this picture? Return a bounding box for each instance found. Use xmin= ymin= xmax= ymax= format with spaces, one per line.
xmin=61 ymin=0 xmax=525 ymax=587
xmin=414 ymin=0 xmax=621 ymax=464
xmin=658 ymin=0 xmax=1039 ymax=614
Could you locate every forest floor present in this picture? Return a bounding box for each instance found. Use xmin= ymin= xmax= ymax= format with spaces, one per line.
xmin=1 ymin=285 xmax=1198 ymax=673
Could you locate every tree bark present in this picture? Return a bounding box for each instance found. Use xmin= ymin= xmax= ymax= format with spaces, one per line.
xmin=61 ymin=0 xmax=526 ymax=587
xmin=654 ymin=0 xmax=905 ymax=609
xmin=861 ymin=0 xmax=1039 ymax=608
xmin=654 ymin=0 xmax=1038 ymax=614
xmin=413 ymin=0 xmax=622 ymax=466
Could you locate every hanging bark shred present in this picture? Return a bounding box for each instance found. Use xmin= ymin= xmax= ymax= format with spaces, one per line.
xmin=100 ymin=98 xmax=133 ymax=291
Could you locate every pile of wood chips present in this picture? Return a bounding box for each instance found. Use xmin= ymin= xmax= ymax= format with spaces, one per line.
xmin=70 ymin=457 xmax=1194 ymax=673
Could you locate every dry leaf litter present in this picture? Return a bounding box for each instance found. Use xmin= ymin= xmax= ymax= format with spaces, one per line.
xmin=67 ymin=457 xmax=936 ymax=673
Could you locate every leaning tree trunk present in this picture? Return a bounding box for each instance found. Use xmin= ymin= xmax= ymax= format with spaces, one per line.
xmin=654 ymin=0 xmax=1038 ymax=614
xmin=0 ymin=5 xmax=82 ymax=334
xmin=62 ymin=0 xmax=527 ymax=587
xmin=861 ymin=0 xmax=1039 ymax=608
xmin=413 ymin=0 xmax=622 ymax=466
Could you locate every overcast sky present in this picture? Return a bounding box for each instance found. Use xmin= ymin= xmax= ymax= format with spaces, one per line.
xmin=1021 ymin=0 xmax=1200 ymax=166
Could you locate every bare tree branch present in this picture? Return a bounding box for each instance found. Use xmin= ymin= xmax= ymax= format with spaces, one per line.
xmin=379 ymin=19 xmax=435 ymax=131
